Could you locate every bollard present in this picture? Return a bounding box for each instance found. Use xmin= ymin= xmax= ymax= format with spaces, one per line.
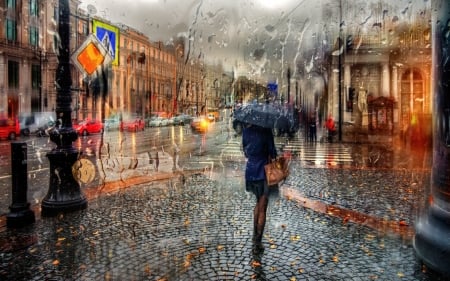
xmin=7 ymin=142 xmax=35 ymax=228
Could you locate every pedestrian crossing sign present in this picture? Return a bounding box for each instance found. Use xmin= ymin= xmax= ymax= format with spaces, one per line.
xmin=92 ymin=20 xmax=119 ymax=66
xmin=71 ymin=34 xmax=112 ymax=77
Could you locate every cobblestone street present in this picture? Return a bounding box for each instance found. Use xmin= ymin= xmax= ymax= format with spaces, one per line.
xmin=0 ymin=151 xmax=445 ymax=280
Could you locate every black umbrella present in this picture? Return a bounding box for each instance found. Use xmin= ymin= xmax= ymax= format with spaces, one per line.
xmin=233 ymin=102 xmax=300 ymax=135
xmin=233 ymin=102 xmax=283 ymax=129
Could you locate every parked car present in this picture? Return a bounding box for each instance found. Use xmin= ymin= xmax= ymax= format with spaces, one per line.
xmin=104 ymin=118 xmax=121 ymax=131
xmin=0 ymin=117 xmax=20 ymax=140
xmin=120 ymin=118 xmax=145 ymax=132
xmin=19 ymin=112 xmax=55 ymax=136
xmin=190 ymin=116 xmax=209 ymax=134
xmin=148 ymin=117 xmax=167 ymax=127
xmin=207 ymin=113 xmax=216 ymax=122
xmin=172 ymin=114 xmax=193 ymax=126
xmin=207 ymin=111 xmax=220 ymax=122
xmin=167 ymin=117 xmax=175 ymax=126
xmin=73 ymin=120 xmax=104 ymax=136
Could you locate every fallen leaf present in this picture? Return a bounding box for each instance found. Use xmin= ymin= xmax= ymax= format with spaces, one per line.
xmin=251 ymin=260 xmax=261 ymax=267
xmin=332 ymin=256 xmax=339 ymax=262
xmin=290 ymin=235 xmax=301 ymax=241
xmin=198 ymin=247 xmax=206 ymax=254
xmin=52 ymin=260 xmax=60 ymax=266
xmin=79 ymin=264 xmax=87 ymax=270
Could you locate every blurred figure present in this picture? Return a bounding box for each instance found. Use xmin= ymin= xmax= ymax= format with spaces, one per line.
xmin=308 ymin=114 xmax=317 ymax=143
xmin=325 ymin=116 xmax=336 ymax=143
xmin=148 ymin=146 xmax=159 ymax=172
xmin=242 ymin=123 xmax=277 ymax=254
xmin=172 ymin=143 xmax=180 ymax=171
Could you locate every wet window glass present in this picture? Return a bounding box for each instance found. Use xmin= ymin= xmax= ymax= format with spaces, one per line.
xmin=2 ymin=0 xmax=450 ymax=280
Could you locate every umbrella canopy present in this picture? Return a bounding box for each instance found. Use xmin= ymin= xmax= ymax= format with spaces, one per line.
xmin=233 ymin=102 xmax=286 ymax=129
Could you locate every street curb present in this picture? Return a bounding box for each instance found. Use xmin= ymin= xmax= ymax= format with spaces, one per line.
xmin=281 ymin=184 xmax=414 ymax=240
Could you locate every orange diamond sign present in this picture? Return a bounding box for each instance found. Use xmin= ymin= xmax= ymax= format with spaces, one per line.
xmin=71 ymin=34 xmax=112 ymax=77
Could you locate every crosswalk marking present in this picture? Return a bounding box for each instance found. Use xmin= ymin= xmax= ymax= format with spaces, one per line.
xmin=187 ymin=132 xmax=355 ymax=168
xmin=219 ymin=141 xmax=244 ymax=161
xmin=279 ymin=138 xmax=353 ymax=167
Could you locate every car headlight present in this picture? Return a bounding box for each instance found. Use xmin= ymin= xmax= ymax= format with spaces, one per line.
xmin=200 ymin=120 xmax=208 ymax=129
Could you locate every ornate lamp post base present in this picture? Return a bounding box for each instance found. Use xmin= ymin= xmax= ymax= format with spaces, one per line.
xmin=41 ymin=129 xmax=87 ymax=217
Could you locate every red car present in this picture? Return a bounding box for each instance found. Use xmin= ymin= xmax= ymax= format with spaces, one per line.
xmin=73 ymin=120 xmax=104 ymax=136
xmin=0 ymin=117 xmax=20 ymax=140
xmin=120 ymin=118 xmax=145 ymax=132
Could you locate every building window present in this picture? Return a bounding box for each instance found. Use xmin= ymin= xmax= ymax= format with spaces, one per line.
xmin=6 ymin=0 xmax=16 ymax=9
xmin=8 ymin=60 xmax=19 ymax=88
xmin=29 ymin=26 xmax=39 ymax=46
xmin=32 ymin=64 xmax=41 ymax=90
xmin=53 ymin=5 xmax=58 ymax=23
xmin=82 ymin=22 xmax=88 ymax=35
xmin=29 ymin=0 xmax=38 ymax=16
xmin=6 ymin=19 xmax=17 ymax=41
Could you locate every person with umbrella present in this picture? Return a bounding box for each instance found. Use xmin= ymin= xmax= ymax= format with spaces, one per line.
xmin=242 ymin=122 xmax=277 ymax=253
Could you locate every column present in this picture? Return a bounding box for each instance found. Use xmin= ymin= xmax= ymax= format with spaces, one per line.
xmin=381 ymin=62 xmax=390 ymax=97
xmin=414 ymin=0 xmax=450 ymax=276
xmin=344 ymin=64 xmax=351 ymax=121
xmin=392 ymin=66 xmax=399 ymax=127
xmin=0 ymin=55 xmax=6 ymax=114
xmin=331 ymin=67 xmax=339 ymax=119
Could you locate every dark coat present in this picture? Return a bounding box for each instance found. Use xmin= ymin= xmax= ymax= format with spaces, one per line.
xmin=242 ymin=125 xmax=277 ymax=181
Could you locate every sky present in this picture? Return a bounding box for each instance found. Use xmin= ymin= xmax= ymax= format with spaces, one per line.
xmin=78 ymin=0 xmax=430 ymax=83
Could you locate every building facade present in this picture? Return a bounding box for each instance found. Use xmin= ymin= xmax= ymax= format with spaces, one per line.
xmin=325 ymin=5 xmax=432 ymax=142
xmin=1 ymin=0 xmax=432 ymax=143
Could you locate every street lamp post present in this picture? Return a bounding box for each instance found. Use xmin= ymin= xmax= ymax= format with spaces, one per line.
xmin=41 ymin=0 xmax=87 ymax=216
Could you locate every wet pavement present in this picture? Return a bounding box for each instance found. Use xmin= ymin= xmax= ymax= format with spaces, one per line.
xmin=0 ymin=141 xmax=447 ymax=280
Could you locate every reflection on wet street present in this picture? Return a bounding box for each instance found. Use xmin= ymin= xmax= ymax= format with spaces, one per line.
xmin=281 ymin=136 xmax=431 ymax=170
xmin=0 ymin=120 xmax=441 ymax=280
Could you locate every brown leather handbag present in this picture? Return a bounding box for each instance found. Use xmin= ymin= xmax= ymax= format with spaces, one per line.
xmin=264 ymin=156 xmax=289 ymax=186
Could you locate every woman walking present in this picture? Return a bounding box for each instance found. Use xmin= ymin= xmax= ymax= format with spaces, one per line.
xmin=242 ymin=123 xmax=277 ymax=253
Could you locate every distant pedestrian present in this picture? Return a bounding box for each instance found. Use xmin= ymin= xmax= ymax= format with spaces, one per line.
xmin=325 ymin=116 xmax=336 ymax=143
xmin=308 ymin=115 xmax=317 ymax=142
xmin=148 ymin=146 xmax=159 ymax=171
xmin=172 ymin=143 xmax=180 ymax=171
xmin=242 ymin=123 xmax=277 ymax=254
